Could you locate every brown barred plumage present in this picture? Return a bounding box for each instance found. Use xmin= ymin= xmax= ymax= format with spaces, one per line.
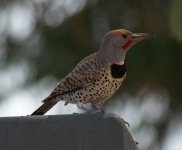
xmin=31 ymin=29 xmax=151 ymax=115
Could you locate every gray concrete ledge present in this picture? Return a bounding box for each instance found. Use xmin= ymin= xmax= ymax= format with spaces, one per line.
xmin=0 ymin=112 xmax=139 ymax=150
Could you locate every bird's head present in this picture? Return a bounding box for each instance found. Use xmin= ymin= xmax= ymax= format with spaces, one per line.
xmin=98 ymin=29 xmax=152 ymax=64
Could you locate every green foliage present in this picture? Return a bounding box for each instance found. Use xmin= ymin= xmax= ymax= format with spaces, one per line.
xmin=0 ymin=0 xmax=182 ymax=107
xmin=171 ymin=0 xmax=182 ymax=42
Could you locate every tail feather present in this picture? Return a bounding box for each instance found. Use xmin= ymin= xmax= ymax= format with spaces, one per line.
xmin=31 ymin=100 xmax=58 ymax=115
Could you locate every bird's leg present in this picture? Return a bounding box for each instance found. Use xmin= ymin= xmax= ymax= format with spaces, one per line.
xmin=77 ymin=102 xmax=90 ymax=111
xmin=86 ymin=102 xmax=105 ymax=114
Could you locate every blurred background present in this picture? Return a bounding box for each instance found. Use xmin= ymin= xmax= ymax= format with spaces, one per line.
xmin=0 ymin=0 xmax=182 ymax=149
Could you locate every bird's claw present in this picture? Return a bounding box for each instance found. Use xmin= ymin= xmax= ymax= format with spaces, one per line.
xmin=135 ymin=141 xmax=139 ymax=145
xmin=123 ymin=119 xmax=130 ymax=127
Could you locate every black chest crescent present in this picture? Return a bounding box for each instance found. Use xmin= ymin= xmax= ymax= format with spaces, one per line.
xmin=111 ymin=63 xmax=127 ymax=78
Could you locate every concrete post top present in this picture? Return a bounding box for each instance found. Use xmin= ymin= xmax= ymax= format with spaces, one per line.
xmin=0 ymin=112 xmax=139 ymax=150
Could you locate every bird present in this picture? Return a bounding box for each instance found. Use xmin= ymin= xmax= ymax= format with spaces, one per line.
xmin=31 ymin=29 xmax=151 ymax=115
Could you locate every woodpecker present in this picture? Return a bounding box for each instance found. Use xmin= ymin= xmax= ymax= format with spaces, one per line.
xmin=31 ymin=29 xmax=151 ymax=115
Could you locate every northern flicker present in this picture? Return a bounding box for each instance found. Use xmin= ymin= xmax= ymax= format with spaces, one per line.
xmin=31 ymin=29 xmax=151 ymax=115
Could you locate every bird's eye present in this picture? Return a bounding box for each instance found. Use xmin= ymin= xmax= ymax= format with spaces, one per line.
xmin=122 ymin=34 xmax=127 ymax=39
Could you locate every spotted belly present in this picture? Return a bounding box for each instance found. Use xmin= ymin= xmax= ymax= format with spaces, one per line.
xmin=66 ymin=73 xmax=125 ymax=105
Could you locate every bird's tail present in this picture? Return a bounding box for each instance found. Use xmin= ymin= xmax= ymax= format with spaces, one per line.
xmin=31 ymin=100 xmax=58 ymax=115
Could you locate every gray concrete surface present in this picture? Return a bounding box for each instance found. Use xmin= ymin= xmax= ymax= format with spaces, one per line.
xmin=0 ymin=112 xmax=139 ymax=150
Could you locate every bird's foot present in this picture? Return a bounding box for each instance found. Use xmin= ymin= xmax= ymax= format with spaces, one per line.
xmin=123 ymin=119 xmax=130 ymax=128
xmin=86 ymin=108 xmax=105 ymax=114
xmin=77 ymin=102 xmax=105 ymax=114
xmin=97 ymin=109 xmax=105 ymax=113
xmin=77 ymin=102 xmax=88 ymax=111
xmin=73 ymin=112 xmax=80 ymax=115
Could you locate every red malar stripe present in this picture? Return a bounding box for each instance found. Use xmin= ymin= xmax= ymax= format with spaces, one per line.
xmin=122 ymin=39 xmax=132 ymax=49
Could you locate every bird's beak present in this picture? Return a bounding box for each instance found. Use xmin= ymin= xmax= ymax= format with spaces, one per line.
xmin=131 ymin=33 xmax=153 ymax=42
xmin=122 ymin=32 xmax=153 ymax=50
